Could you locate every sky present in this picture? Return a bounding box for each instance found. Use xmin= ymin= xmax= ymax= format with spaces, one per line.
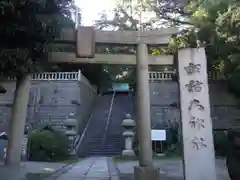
xmin=75 ymin=0 xmax=116 ymax=25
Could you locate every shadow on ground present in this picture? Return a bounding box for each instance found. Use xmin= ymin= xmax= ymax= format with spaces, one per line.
xmin=116 ymin=158 xmax=230 ymax=180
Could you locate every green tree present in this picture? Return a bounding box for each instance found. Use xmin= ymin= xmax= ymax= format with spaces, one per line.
xmin=151 ymin=0 xmax=240 ymax=70
xmin=152 ymin=0 xmax=240 ymax=95
xmin=0 ymin=0 xmax=74 ymax=80
xmin=0 ymin=0 xmax=76 ymax=164
xmin=93 ymin=0 xmax=240 ymax=92
xmin=94 ymin=3 xmax=150 ymax=88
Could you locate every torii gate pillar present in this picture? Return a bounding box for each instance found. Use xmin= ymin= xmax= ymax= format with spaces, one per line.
xmin=134 ymin=43 xmax=160 ymax=180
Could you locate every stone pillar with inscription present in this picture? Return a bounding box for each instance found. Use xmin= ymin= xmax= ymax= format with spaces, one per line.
xmin=178 ymin=48 xmax=216 ymax=180
xmin=134 ymin=43 xmax=160 ymax=180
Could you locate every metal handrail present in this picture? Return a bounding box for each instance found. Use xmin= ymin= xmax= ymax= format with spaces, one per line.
xmin=102 ymin=91 xmax=116 ymax=149
xmin=73 ymin=95 xmax=100 ymax=153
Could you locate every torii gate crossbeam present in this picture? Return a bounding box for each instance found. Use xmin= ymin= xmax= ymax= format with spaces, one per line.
xmin=55 ymin=26 xmax=178 ymax=180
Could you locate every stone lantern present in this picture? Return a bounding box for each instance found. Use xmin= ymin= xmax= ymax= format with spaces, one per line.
xmin=121 ymin=114 xmax=136 ymax=156
xmin=63 ymin=113 xmax=77 ymax=155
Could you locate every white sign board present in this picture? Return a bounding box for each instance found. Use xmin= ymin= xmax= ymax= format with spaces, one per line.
xmin=151 ymin=130 xmax=166 ymax=141
xmin=178 ymin=48 xmax=216 ymax=180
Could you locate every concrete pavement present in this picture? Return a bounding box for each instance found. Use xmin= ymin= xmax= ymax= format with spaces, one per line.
xmin=44 ymin=157 xmax=231 ymax=180
xmin=0 ymin=161 xmax=68 ymax=180
xmin=0 ymin=157 xmax=230 ymax=180
xmin=56 ymin=157 xmax=116 ymax=180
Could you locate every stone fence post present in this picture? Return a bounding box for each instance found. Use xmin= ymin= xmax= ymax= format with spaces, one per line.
xmin=121 ymin=114 xmax=136 ymax=156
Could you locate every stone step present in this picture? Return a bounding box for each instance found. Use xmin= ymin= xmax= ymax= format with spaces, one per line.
xmin=77 ymin=93 xmax=134 ymax=156
xmin=104 ymin=144 xmax=123 ymax=147
xmin=87 ymin=152 xmax=121 ymax=156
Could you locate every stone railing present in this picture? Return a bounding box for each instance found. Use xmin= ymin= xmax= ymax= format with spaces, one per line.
xmin=148 ymin=71 xmax=174 ymax=81
xmin=5 ymin=70 xmax=226 ymax=82
xmin=4 ymin=71 xmax=96 ymax=91
xmin=0 ymin=70 xmax=97 ymax=105
xmin=32 ymin=70 xmax=97 ymax=93
xmin=148 ymin=71 xmax=227 ymax=81
xmin=5 ymin=71 xmax=80 ymax=81
xmin=31 ymin=71 xmax=80 ymax=81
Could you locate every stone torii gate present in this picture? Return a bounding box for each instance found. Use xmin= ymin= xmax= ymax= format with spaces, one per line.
xmin=6 ymin=26 xmax=217 ymax=180
xmin=51 ymin=27 xmax=217 ymax=180
xmin=50 ymin=26 xmax=176 ymax=179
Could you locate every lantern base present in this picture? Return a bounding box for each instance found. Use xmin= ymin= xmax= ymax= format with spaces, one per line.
xmin=122 ymin=149 xmax=135 ymax=156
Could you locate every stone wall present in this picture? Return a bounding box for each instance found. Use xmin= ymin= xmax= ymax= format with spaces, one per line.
xmin=149 ymin=80 xmax=240 ymax=129
xmin=0 ymin=71 xmax=97 ymax=133
xmin=77 ymin=75 xmax=97 ymax=134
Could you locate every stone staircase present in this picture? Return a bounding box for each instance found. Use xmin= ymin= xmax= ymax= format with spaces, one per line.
xmin=77 ymin=92 xmax=134 ymax=157
xmin=102 ymin=92 xmax=134 ymax=156
xmin=77 ymin=95 xmax=112 ymax=156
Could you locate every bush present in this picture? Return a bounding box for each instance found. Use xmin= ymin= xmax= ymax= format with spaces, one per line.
xmin=28 ymin=126 xmax=70 ymax=162
xmin=214 ymin=131 xmax=228 ymax=157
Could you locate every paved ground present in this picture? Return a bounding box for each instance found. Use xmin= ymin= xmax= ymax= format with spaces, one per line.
xmin=0 ymin=161 xmax=68 ymax=180
xmin=56 ymin=157 xmax=111 ymax=180
xmin=0 ymin=157 xmax=232 ymax=180
xmin=116 ymin=158 xmax=231 ymax=180
xmin=46 ymin=157 xmax=231 ymax=180
xmin=21 ymin=161 xmax=67 ymax=174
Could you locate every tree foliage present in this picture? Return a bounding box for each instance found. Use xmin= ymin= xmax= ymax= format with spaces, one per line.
xmin=0 ymin=0 xmax=74 ymax=78
xmin=93 ymin=0 xmax=240 ymax=91
xmin=94 ymin=3 xmax=162 ymax=86
xmin=151 ymin=0 xmax=240 ymax=71
xmin=153 ymin=0 xmax=240 ymax=94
